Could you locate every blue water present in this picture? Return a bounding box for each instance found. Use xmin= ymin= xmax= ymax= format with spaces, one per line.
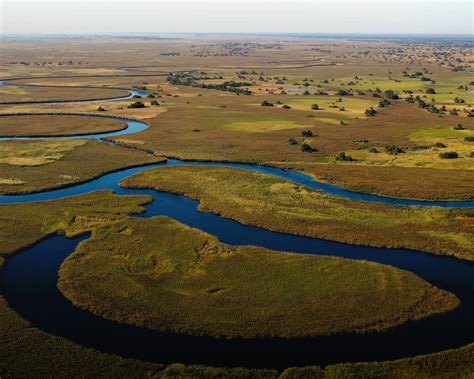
xmin=0 ymin=95 xmax=473 ymax=369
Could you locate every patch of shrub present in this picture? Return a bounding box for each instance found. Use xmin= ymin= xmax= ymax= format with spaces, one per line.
xmin=465 ymin=136 xmax=474 ymax=142
xmin=453 ymin=123 xmax=465 ymax=130
xmin=385 ymin=145 xmax=405 ymax=155
xmin=301 ymin=130 xmax=314 ymax=137
xmin=335 ymin=152 xmax=354 ymax=161
xmin=336 ymin=90 xmax=351 ymax=96
xmin=288 ymin=138 xmax=298 ymax=145
xmin=379 ymin=99 xmax=391 ymax=107
xmin=301 ymin=143 xmax=316 ymax=153
xmin=439 ymin=151 xmax=459 ymax=159
xmin=261 ymin=100 xmax=273 ymax=107
xmin=435 ymin=142 xmax=447 ymax=148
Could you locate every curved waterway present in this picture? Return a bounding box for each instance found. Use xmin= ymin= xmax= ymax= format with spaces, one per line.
xmin=1 ymin=105 xmax=473 ymax=369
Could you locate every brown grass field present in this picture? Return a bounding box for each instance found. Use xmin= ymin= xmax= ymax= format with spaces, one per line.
xmin=0 ymin=114 xmax=127 ymax=136
xmin=0 ymin=84 xmax=130 ymax=103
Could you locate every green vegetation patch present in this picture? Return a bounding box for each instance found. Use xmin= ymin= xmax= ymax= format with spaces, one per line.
xmin=284 ymin=96 xmax=377 ymax=118
xmin=0 ymin=139 xmax=162 ymax=195
xmin=58 ymin=216 xmax=457 ymax=338
xmin=0 ymin=191 xmax=152 ymax=256
xmin=224 ymin=120 xmax=309 ymax=132
xmin=122 ymin=166 xmax=474 ymax=261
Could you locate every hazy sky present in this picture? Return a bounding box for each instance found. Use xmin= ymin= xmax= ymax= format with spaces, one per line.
xmin=1 ymin=0 xmax=473 ymax=35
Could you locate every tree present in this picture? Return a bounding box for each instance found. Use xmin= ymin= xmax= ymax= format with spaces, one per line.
xmin=97 ymin=106 xmax=106 ymax=111
xmin=365 ymin=107 xmax=377 ymax=116
xmin=261 ymin=100 xmax=273 ymax=107
xmin=453 ymin=123 xmax=465 ymax=130
xmin=301 ymin=130 xmax=313 ymax=137
xmin=282 ymin=104 xmax=292 ymax=109
xmin=311 ymin=104 xmax=319 ymax=110
xmin=384 ymin=89 xmax=399 ymax=100
xmin=128 ymin=101 xmax=145 ymax=109
xmin=288 ymin=138 xmax=298 ymax=145
xmin=426 ymin=88 xmax=436 ymax=94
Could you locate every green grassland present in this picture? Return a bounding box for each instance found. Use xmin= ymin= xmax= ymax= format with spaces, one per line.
xmin=0 ymin=139 xmax=162 ymax=194
xmin=276 ymin=96 xmax=378 ymax=119
xmin=343 ymin=126 xmax=474 ymax=171
xmin=122 ymin=166 xmax=474 ymax=261
xmin=278 ymin=162 xmax=474 ymax=201
xmin=0 ymin=114 xmax=127 ymax=136
xmin=59 ymin=216 xmax=457 ymax=338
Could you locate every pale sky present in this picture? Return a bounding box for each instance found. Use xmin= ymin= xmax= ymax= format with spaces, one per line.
xmin=0 ymin=0 xmax=473 ymax=35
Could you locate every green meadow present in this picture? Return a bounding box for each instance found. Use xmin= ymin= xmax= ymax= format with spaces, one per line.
xmin=59 ymin=216 xmax=457 ymax=338
xmin=122 ymin=165 xmax=474 ymax=261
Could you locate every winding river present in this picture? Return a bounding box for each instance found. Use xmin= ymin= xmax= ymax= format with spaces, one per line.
xmin=0 ymin=87 xmax=473 ymax=369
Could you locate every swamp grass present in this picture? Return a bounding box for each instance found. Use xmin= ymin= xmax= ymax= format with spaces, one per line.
xmin=122 ymin=166 xmax=474 ymax=261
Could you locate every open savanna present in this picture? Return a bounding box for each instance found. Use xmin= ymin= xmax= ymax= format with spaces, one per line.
xmin=122 ymin=166 xmax=474 ymax=261
xmin=0 ymin=139 xmax=161 ymax=194
xmin=59 ymin=216 xmax=457 ymax=338
xmin=0 ymin=84 xmax=130 ymax=103
xmin=0 ymin=114 xmax=127 ymax=136
xmin=108 ymin=88 xmax=473 ymax=199
xmin=0 ymin=35 xmax=473 ymax=377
